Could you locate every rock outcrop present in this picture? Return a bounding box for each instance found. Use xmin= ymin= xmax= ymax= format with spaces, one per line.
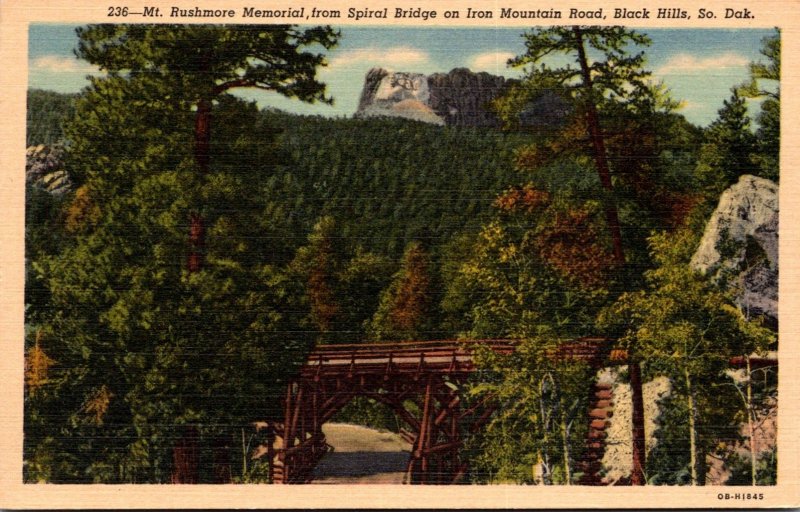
xmin=356 ymin=67 xmax=513 ymax=127
xmin=584 ymin=368 xmax=671 ymax=485
xmin=26 ymin=144 xmax=71 ymax=195
xmin=691 ymin=175 xmax=778 ymax=328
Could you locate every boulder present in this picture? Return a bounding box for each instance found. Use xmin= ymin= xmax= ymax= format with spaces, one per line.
xmin=691 ymin=175 xmax=778 ymax=328
xmin=26 ymin=144 xmax=71 ymax=195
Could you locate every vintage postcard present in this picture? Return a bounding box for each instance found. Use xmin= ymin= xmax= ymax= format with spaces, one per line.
xmin=1 ymin=0 xmax=798 ymax=508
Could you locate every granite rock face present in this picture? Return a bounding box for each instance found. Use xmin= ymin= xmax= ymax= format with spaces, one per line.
xmin=691 ymin=175 xmax=778 ymax=327
xmin=356 ymin=67 xmax=513 ymax=127
xmin=26 ymin=144 xmax=71 ymax=195
xmin=596 ymin=368 xmax=672 ymax=484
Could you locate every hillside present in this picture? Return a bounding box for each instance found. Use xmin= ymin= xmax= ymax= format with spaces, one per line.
xmin=27 ymin=90 xmax=530 ymax=259
xmin=27 ymin=89 xmax=78 ymax=147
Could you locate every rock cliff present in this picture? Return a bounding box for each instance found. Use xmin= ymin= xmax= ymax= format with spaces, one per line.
xmin=691 ymin=175 xmax=778 ymax=328
xmin=356 ymin=67 xmax=513 ymax=127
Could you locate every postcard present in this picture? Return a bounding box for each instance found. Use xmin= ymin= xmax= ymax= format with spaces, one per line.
xmin=1 ymin=0 xmax=798 ymax=508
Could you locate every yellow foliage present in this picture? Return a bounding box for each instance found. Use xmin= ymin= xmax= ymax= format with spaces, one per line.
xmin=65 ymin=185 xmax=101 ymax=233
xmin=25 ymin=331 xmax=56 ymax=392
xmin=82 ymin=385 xmax=114 ymax=425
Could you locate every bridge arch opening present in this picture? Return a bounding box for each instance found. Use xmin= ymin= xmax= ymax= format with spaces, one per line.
xmin=312 ymin=397 xmax=414 ymax=482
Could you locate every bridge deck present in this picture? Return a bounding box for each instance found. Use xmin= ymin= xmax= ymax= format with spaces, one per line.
xmin=302 ymin=339 xmax=514 ymax=376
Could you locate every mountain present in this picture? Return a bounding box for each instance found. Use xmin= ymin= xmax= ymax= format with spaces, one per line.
xmin=356 ymin=67 xmax=514 ymax=127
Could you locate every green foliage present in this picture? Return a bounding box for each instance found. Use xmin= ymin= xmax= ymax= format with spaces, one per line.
xmin=332 ymin=397 xmax=403 ymax=433
xmin=75 ymin=24 xmax=339 ymax=105
xmin=24 ymin=25 xmax=779 ymax=485
xmin=445 ymin=187 xmax=608 ymax=483
xmin=508 ymin=26 xmax=653 ymax=108
xmin=291 ymin=216 xmax=346 ymax=341
xmin=444 ymin=182 xmax=612 ymax=342
xmin=29 ymin=94 xmax=531 ymax=260
xmin=497 ymin=26 xmax=700 ymax=287
xmin=737 ymin=29 xmax=780 ymax=181
xmin=695 ymin=92 xmax=758 ymax=198
xmin=599 ymin=229 xmax=775 ymax=484
xmin=269 ymin=112 xmax=530 ymax=257
xmin=726 ymin=449 xmax=777 ymax=485
xmin=645 ymin=392 xmax=691 ymax=484
xmin=337 ymin=248 xmax=395 ymax=341
xmin=25 ymin=24 xmax=340 ymax=482
xmin=466 ymin=338 xmax=592 ymax=484
xmin=27 ymin=89 xmax=77 ymax=146
xmin=290 ymin=216 xmax=396 ymax=344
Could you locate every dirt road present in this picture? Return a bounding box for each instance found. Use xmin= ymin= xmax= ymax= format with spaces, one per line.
xmin=312 ymin=423 xmax=412 ymax=484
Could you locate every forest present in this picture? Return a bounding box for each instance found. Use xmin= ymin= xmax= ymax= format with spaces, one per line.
xmin=24 ymin=25 xmax=778 ymax=485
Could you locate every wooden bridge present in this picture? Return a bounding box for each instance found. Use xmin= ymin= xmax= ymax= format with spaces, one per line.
xmin=262 ymin=338 xmax=616 ymax=484
xmin=259 ymin=338 xmax=777 ymax=484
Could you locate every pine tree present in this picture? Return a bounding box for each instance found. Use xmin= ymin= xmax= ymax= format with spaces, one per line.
xmin=369 ymin=241 xmax=437 ymax=341
xmin=27 ymin=24 xmax=338 ymax=482
xmin=497 ymin=25 xmax=670 ymax=483
xmin=290 ymin=216 xmax=345 ymax=344
xmin=737 ymin=29 xmax=780 ymax=181
xmin=695 ymin=92 xmax=758 ymax=197
xmin=74 ymin=24 xmax=339 ymax=272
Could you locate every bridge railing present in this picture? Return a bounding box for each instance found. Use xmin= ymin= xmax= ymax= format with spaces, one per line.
xmin=305 ymin=339 xmax=513 ymax=363
xmin=303 ymin=338 xmax=777 ymax=369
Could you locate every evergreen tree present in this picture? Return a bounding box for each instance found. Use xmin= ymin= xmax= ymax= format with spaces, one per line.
xmin=337 ymin=248 xmax=394 ymax=342
xmin=290 ymin=216 xmax=345 ymax=344
xmin=695 ymin=92 xmax=758 ymax=197
xmin=738 ymin=29 xmax=780 ymax=181
xmin=74 ymin=24 xmax=338 ymax=273
xmin=26 ymin=24 xmax=338 ymax=483
xmin=505 ymin=26 xmax=659 ymax=266
xmin=369 ymin=241 xmax=437 ymax=341
xmin=494 ymin=25 xmax=676 ymax=483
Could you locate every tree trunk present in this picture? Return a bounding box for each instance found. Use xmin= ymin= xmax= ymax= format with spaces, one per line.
xmin=561 ymin=408 xmax=572 ymax=485
xmin=187 ymin=98 xmax=211 ymax=272
xmin=685 ymin=368 xmax=699 ymax=486
xmin=171 ymin=425 xmax=200 ymax=484
xmin=172 ymin=98 xmax=214 ymax=484
xmin=573 ymin=26 xmax=625 ymax=265
xmin=746 ymin=356 xmax=757 ymax=486
xmin=629 ymin=362 xmax=646 ymax=485
xmin=573 ymin=26 xmax=646 ymax=485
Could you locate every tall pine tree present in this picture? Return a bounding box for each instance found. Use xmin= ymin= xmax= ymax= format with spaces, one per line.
xmin=497 ymin=25 xmax=670 ymax=484
xmin=27 ymin=25 xmax=338 ymax=483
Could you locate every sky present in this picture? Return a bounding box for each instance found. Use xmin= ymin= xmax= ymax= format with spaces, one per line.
xmin=28 ymin=25 xmax=775 ymax=126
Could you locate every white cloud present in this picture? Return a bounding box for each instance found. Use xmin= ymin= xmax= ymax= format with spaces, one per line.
xmin=328 ymin=47 xmax=430 ymax=69
xmin=31 ymin=55 xmax=98 ymax=74
xmin=655 ymin=53 xmax=749 ymax=76
xmin=468 ymin=51 xmax=515 ymax=73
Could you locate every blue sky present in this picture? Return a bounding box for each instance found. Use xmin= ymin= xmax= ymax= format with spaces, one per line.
xmin=29 ymin=25 xmax=775 ymax=126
